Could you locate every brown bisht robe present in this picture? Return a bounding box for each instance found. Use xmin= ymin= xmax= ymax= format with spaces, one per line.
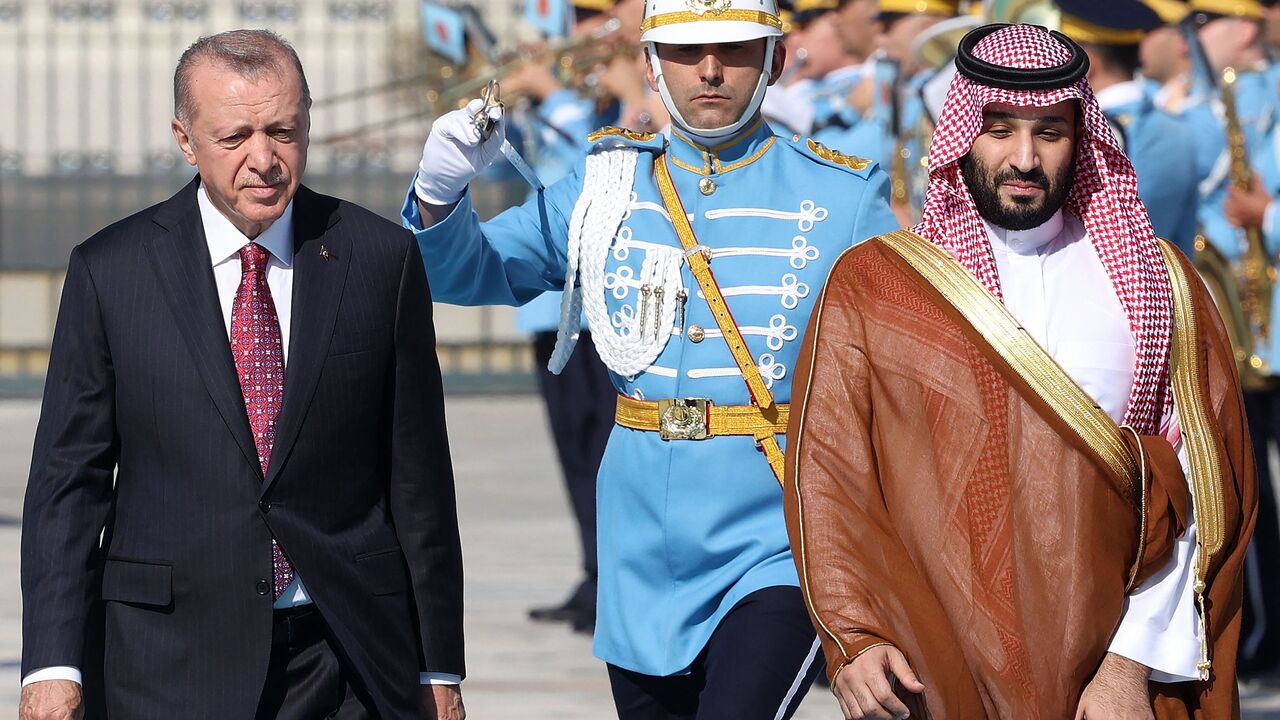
xmin=783 ymin=236 xmax=1256 ymax=719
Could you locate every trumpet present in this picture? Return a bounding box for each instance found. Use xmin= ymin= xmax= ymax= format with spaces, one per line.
xmin=433 ymin=18 xmax=629 ymax=109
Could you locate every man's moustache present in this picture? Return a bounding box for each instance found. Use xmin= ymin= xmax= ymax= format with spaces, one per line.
xmin=240 ymin=174 xmax=288 ymax=189
xmin=994 ymin=169 xmax=1048 ymax=190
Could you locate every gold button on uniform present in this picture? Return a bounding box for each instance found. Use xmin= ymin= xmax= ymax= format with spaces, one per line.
xmin=698 ymin=177 xmax=716 ymax=195
xmin=687 ymin=324 xmax=706 ymax=343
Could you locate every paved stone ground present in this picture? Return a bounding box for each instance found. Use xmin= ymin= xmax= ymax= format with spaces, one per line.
xmin=2 ymin=396 xmax=1280 ymax=718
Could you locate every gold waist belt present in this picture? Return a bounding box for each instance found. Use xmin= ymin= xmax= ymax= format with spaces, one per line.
xmin=615 ymin=395 xmax=790 ymax=441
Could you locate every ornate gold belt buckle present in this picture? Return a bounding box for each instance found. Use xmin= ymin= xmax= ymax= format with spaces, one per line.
xmin=657 ymin=398 xmax=711 ymax=440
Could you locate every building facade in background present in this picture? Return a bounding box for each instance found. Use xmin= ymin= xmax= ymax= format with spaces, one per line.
xmin=0 ymin=0 xmax=531 ymax=393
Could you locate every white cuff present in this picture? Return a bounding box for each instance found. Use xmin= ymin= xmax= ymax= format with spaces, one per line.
xmin=420 ymin=672 xmax=462 ymax=685
xmin=1107 ymin=437 xmax=1201 ymax=682
xmin=1263 ymin=201 xmax=1279 ymax=248
xmin=23 ymin=666 xmax=82 ymax=687
xmin=414 ymin=169 xmax=467 ymax=208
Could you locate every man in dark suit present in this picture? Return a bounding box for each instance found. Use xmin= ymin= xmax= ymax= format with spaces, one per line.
xmin=19 ymin=29 xmax=465 ymax=720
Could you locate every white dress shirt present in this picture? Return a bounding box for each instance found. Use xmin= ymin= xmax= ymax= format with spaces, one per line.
xmin=985 ymin=210 xmax=1201 ymax=682
xmin=24 ymin=185 xmax=458 ymax=687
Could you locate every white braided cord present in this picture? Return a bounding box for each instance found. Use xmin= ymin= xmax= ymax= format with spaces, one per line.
xmin=550 ymin=148 xmax=684 ymax=377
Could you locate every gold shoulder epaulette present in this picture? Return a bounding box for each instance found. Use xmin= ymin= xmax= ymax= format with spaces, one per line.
xmin=587 ymin=125 xmax=658 ymax=143
xmin=806 ymin=139 xmax=872 ymax=172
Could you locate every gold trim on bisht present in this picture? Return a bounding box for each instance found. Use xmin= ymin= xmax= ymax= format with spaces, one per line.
xmin=875 ymin=230 xmax=1139 ymax=489
xmin=1158 ymin=240 xmax=1227 ymax=681
xmin=788 ymin=243 xmax=863 ymax=665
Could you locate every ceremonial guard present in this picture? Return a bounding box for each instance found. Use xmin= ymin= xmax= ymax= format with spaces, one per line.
xmin=760 ymin=1 xmax=819 ymax=136
xmin=1138 ymin=0 xmax=1198 ymax=114
xmin=877 ymin=0 xmax=965 ymax=221
xmin=1184 ymin=0 xmax=1276 ymax=249
xmin=1058 ymin=0 xmax=1202 ymax=253
xmin=794 ymin=0 xmax=896 ymax=166
xmin=404 ymin=0 xmax=897 ymax=715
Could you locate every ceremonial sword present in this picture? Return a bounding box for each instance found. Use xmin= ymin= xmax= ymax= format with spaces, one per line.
xmin=472 ymin=80 xmax=545 ymax=192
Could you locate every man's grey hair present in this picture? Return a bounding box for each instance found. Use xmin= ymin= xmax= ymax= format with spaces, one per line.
xmin=173 ymin=29 xmax=312 ymax=126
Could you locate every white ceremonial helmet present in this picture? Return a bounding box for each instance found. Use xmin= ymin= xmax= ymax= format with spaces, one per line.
xmin=641 ymin=0 xmax=783 ymax=137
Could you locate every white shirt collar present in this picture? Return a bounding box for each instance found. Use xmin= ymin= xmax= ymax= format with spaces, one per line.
xmin=982 ymin=209 xmax=1065 ymax=255
xmin=197 ymin=183 xmax=295 ymax=268
xmin=1094 ymin=80 xmax=1145 ymax=111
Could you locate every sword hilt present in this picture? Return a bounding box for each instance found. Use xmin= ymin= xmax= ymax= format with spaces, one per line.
xmin=472 ymin=80 xmax=504 ymax=142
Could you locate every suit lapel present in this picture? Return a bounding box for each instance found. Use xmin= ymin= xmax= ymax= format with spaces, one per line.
xmin=263 ymin=186 xmax=349 ymax=493
xmin=145 ymin=178 xmax=262 ymax=476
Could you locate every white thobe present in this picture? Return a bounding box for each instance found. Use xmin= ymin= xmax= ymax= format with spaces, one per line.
xmin=984 ymin=210 xmax=1201 ymax=682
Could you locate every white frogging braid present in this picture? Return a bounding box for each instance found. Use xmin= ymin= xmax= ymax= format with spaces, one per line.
xmin=549 ymin=147 xmax=684 ymax=377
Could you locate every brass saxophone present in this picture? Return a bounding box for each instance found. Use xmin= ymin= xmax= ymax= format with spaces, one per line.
xmin=1195 ymin=67 xmax=1276 ymax=389
xmin=890 ymin=135 xmax=912 ymax=217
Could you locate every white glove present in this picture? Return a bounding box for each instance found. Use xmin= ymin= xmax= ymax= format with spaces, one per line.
xmin=414 ymin=98 xmax=508 ymax=206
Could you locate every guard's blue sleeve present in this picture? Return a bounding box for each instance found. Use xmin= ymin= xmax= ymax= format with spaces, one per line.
xmin=851 ymin=170 xmax=900 ymax=245
xmin=401 ymin=162 xmax=585 ymax=307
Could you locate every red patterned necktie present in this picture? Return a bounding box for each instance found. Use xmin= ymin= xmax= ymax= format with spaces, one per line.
xmin=230 ymin=242 xmax=294 ymax=600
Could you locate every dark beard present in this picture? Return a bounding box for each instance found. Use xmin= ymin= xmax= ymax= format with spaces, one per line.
xmin=959 ymin=151 xmax=1074 ymax=231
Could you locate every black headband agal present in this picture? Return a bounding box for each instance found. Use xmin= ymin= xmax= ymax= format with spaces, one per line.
xmin=954 ymin=23 xmax=1090 ymax=91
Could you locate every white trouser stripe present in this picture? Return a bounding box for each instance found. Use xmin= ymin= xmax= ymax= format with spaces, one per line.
xmin=773 ymin=635 xmax=822 ymax=720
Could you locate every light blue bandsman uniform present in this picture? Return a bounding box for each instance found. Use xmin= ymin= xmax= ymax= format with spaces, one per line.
xmin=1057 ymin=0 xmax=1203 ymax=254
xmin=1140 ymin=0 xmax=1226 ymax=182
xmin=1189 ymin=64 xmax=1276 ymax=257
xmin=878 ymin=0 xmax=969 ymax=217
xmin=1169 ymin=0 xmax=1280 ymax=672
xmin=1102 ymin=86 xmax=1202 ymax=253
xmin=810 ymin=59 xmax=897 ymax=169
xmin=1175 ymin=0 xmax=1279 ymax=267
xmin=402 ymin=118 xmax=897 ymax=674
xmin=1244 ymin=120 xmax=1280 ymax=366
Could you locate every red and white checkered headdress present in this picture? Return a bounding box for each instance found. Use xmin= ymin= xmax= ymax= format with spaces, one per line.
xmin=914 ymin=23 xmax=1172 ymax=434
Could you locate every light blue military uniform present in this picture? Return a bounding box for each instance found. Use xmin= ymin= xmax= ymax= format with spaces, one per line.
xmin=810 ymin=60 xmax=896 ymax=169
xmin=513 ymin=89 xmax=620 ymax=334
xmin=1186 ymin=68 xmax=1277 ymax=261
xmin=894 ymin=68 xmax=939 ymax=216
xmin=402 ymin=118 xmax=897 ymax=675
xmin=1097 ymin=81 xmax=1201 ymax=254
xmin=1222 ymin=99 xmax=1280 ymax=368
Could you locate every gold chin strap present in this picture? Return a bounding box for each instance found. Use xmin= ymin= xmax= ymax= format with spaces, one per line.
xmin=653 ymin=155 xmax=787 ymax=485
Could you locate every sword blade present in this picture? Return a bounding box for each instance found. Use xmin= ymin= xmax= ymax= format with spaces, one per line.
xmin=499 ymin=140 xmax=544 ymax=191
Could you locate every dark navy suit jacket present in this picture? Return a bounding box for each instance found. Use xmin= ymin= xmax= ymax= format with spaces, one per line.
xmin=21 ymin=178 xmax=464 ymax=719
